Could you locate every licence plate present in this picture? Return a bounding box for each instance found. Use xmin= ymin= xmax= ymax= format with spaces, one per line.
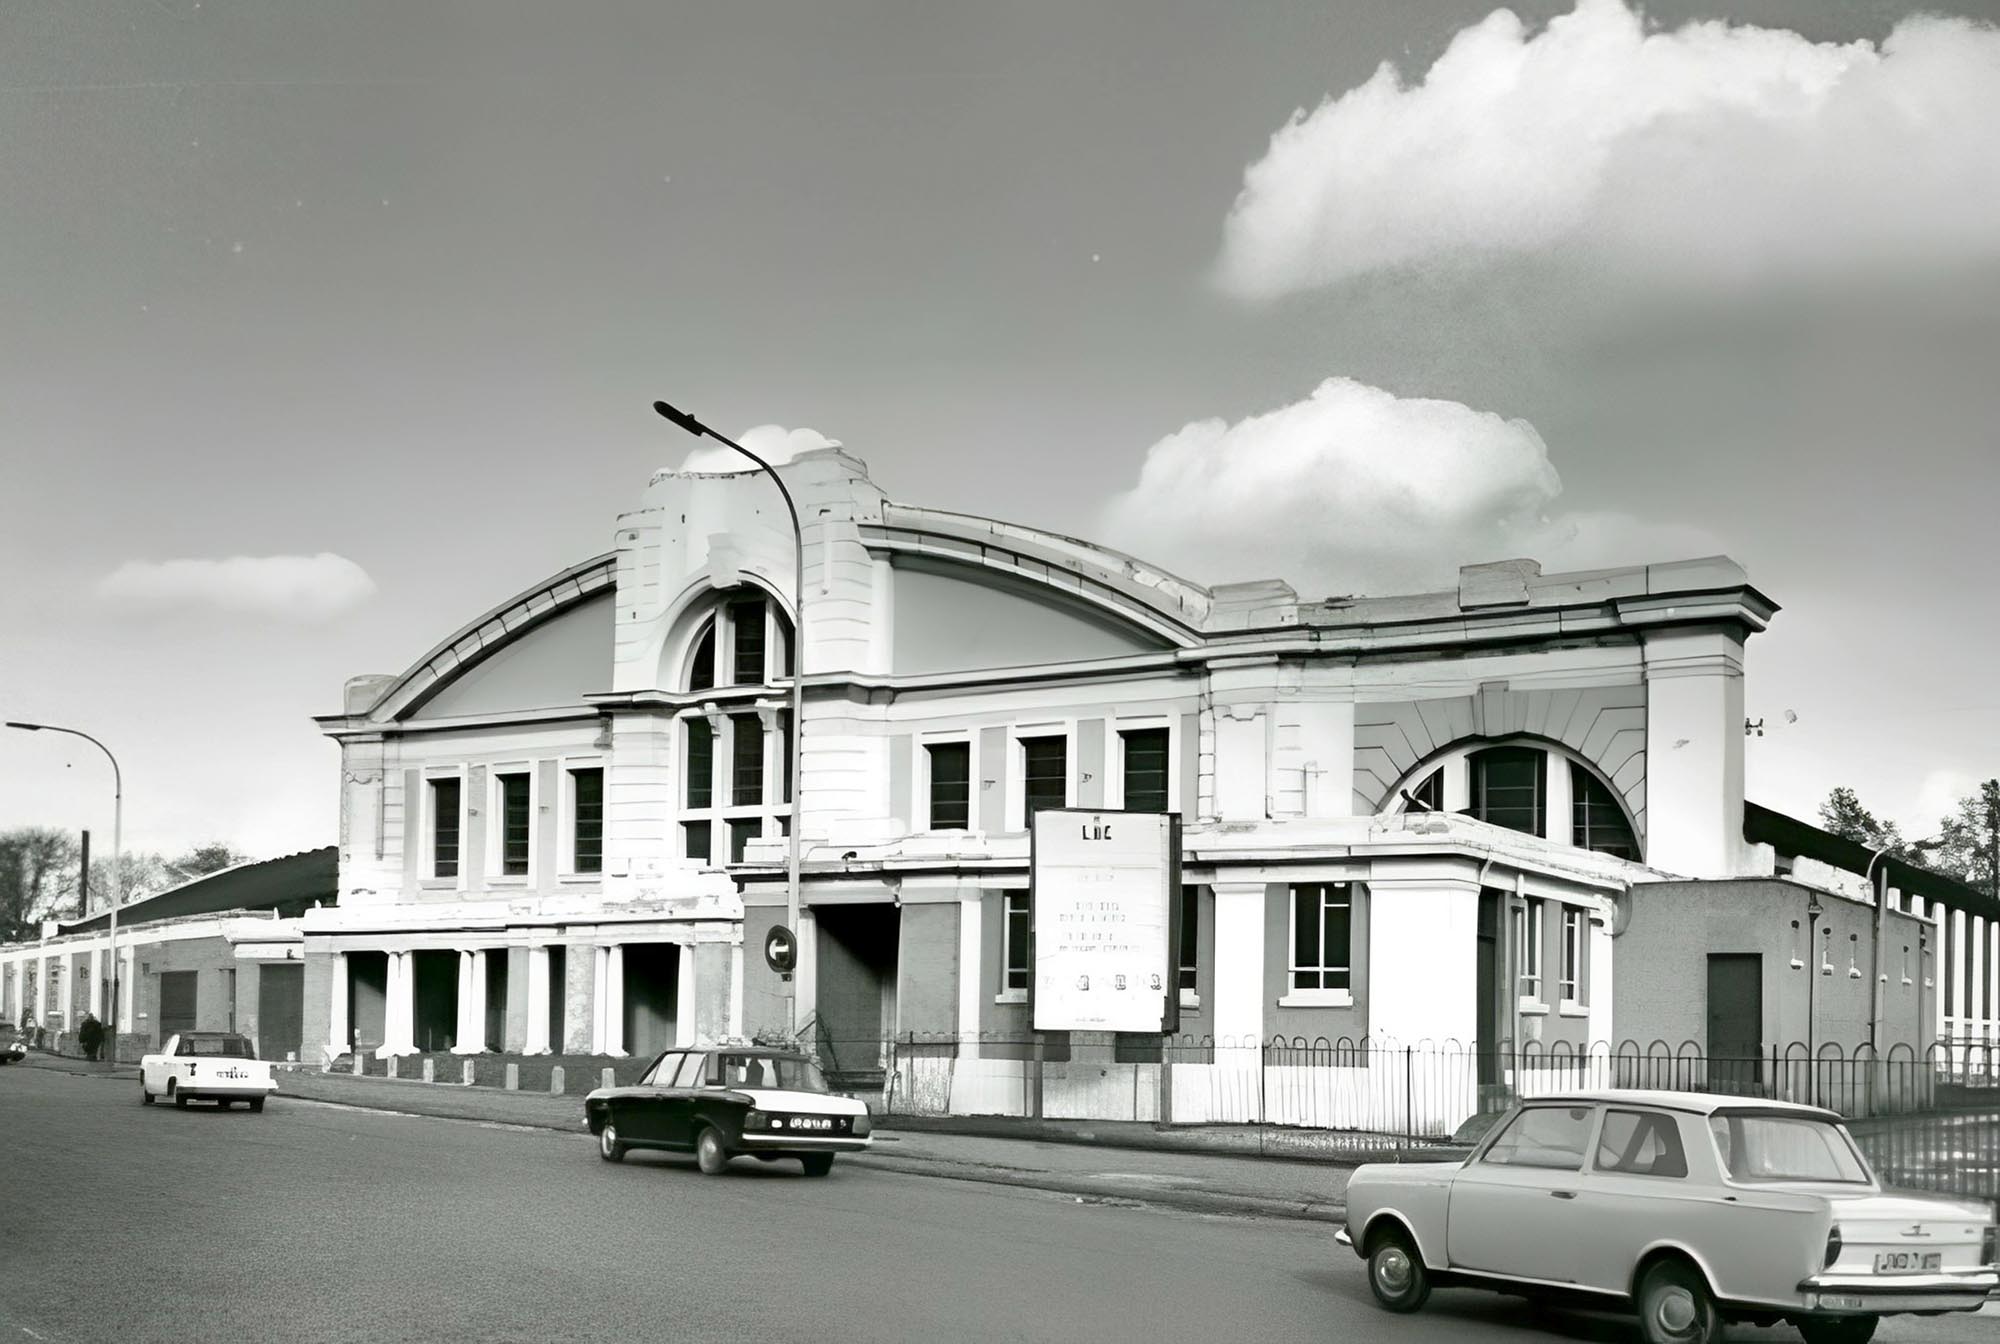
xmin=1872 ymin=1251 xmax=1941 ymax=1274
xmin=784 ymin=1117 xmax=840 ymax=1132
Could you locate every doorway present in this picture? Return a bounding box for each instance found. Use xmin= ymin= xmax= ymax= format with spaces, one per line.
xmin=157 ymin=971 xmax=198 ymax=1043
xmin=258 ymin=963 xmax=304 ymax=1061
xmin=1706 ymin=953 xmax=1763 ymax=1091
xmin=621 ymin=944 xmax=680 ymax=1059
xmin=411 ymin=950 xmax=460 ymax=1052
xmin=813 ymin=904 xmax=899 ymax=1082
xmin=1476 ymin=889 xmax=1501 ymax=1089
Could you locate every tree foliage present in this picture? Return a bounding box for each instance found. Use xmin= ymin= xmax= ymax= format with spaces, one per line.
xmin=0 ymin=828 xmax=81 ymax=942
xmin=1817 ymin=786 xmax=1908 ymax=857
xmin=1819 ymin=780 xmax=1999 ymax=898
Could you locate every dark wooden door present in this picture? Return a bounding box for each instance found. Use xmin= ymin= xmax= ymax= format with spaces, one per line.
xmin=1706 ymin=954 xmax=1763 ymax=1090
xmin=157 ymin=971 xmax=198 ymax=1044
xmin=257 ymin=964 xmax=304 ymax=1061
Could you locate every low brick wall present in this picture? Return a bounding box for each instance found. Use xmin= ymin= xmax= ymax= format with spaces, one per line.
xmin=329 ymin=1051 xmax=650 ymax=1095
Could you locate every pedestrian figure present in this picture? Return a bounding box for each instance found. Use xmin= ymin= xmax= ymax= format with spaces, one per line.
xmin=78 ymin=1012 xmax=104 ymax=1062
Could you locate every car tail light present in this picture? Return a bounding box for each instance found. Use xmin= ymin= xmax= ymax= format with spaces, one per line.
xmin=743 ymin=1109 xmax=771 ymax=1131
xmin=1982 ymin=1225 xmax=1996 ymax=1267
xmin=1823 ymin=1226 xmax=1843 ymax=1269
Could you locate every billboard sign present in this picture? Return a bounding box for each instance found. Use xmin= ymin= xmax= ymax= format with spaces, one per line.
xmin=1031 ymin=809 xmax=1179 ymax=1034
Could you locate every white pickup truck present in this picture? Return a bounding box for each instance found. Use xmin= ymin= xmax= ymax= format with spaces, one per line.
xmin=140 ymin=1032 xmax=278 ymax=1111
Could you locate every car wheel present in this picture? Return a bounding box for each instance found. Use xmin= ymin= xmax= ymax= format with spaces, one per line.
xmin=219 ymin=1099 xmax=233 ymax=1110
xmin=1366 ymin=1229 xmax=1431 ymax=1313
xmin=800 ymin=1153 xmax=835 ymax=1178
xmin=248 ymin=1098 xmax=265 ymax=1114
xmin=695 ymin=1126 xmax=729 ymax=1175
xmin=1636 ymin=1260 xmax=1721 ymax=1344
xmin=1796 ymin=1317 xmax=1879 ymax=1344
xmin=140 ymin=1082 xmax=153 ymax=1106
xmin=171 ymin=1082 xmax=188 ymax=1110
xmin=598 ymin=1122 xmax=627 ymax=1163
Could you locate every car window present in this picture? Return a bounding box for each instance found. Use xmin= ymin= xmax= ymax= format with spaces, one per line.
xmin=673 ymin=1053 xmax=708 ymax=1087
xmin=1708 ymin=1113 xmax=1870 ymax=1184
xmin=179 ymin=1035 xmax=253 ymax=1057
xmin=640 ymin=1052 xmax=682 ymax=1087
xmin=1595 ymin=1109 xmax=1689 ymax=1178
xmin=1482 ymin=1105 xmax=1594 ymax=1171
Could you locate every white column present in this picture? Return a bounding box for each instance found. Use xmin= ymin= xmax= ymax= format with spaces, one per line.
xmin=327 ymin=952 xmax=350 ymax=1060
xmin=957 ymin=894 xmax=983 ymax=1059
xmin=1641 ymin=631 xmax=1746 ymax=877
xmin=1587 ymin=915 xmax=1614 ymax=1043
xmin=471 ymin=950 xmax=490 ymax=1051
xmin=118 ymin=948 xmax=135 ymax=1032
xmin=379 ymin=951 xmax=416 ymax=1056
xmin=452 ymin=951 xmax=479 ymax=1053
xmin=88 ymin=947 xmax=104 ymax=1018
xmin=1952 ymin=909 xmax=1970 ymax=1036
xmin=1368 ymin=879 xmax=1480 ymax=1045
xmin=676 ymin=944 xmax=697 ymax=1047
xmin=1210 ymin=881 xmax=1266 ymax=1049
xmin=524 ymin=946 xmax=551 ymax=1055
xmin=1542 ymin=763 xmax=1573 ymax=845
xmin=590 ymin=946 xmax=608 ymax=1050
xmin=796 ymin=908 xmax=818 ymax=1029
xmin=728 ymin=941 xmax=744 ymax=1046
xmin=603 ymin=944 xmax=625 ymax=1056
xmin=1971 ymin=915 xmax=1987 ymax=1044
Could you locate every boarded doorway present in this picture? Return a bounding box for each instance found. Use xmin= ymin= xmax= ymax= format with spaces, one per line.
xmin=412 ymin=950 xmax=460 ymax=1052
xmin=157 ymin=970 xmax=198 ymax=1044
xmin=258 ymin=963 xmax=304 ymax=1061
xmin=1706 ymin=953 xmax=1763 ymax=1091
xmin=622 ymin=944 xmax=680 ymax=1059
xmin=814 ymin=904 xmax=899 ymax=1083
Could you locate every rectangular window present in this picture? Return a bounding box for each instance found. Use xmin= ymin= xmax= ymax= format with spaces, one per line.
xmin=685 ymin=719 xmax=713 ymax=809
xmin=927 ymin=742 xmax=971 ymax=830
xmin=731 ymin=713 xmax=764 ymax=807
xmin=682 ymin=820 xmax=711 ymax=864
xmin=1003 ymin=892 xmax=1030 ymax=992
xmin=779 ymin=710 xmax=793 ymax=804
xmin=1021 ymin=735 xmax=1067 ymax=819
xmin=570 ymin=767 xmax=603 ymax=874
xmin=498 ymin=772 xmax=531 ymax=876
xmin=730 ymin=598 xmax=765 ymax=684
xmin=1289 ymin=883 xmax=1352 ymax=992
xmin=1120 ymin=727 xmax=1170 ymax=812
xmin=1178 ymin=885 xmax=1199 ymax=994
xmin=1474 ymin=746 xmax=1545 ymax=837
xmin=1560 ymin=907 xmax=1583 ymax=1003
xmin=1518 ymin=898 xmax=1545 ymax=1001
xmin=431 ymin=777 xmax=461 ymax=879
xmin=728 ymin=818 xmax=761 ymax=864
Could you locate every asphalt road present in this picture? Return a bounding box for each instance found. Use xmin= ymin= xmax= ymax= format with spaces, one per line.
xmin=1 ymin=1067 xmax=1993 ymax=1344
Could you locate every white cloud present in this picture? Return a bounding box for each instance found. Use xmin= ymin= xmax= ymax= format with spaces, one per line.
xmin=1099 ymin=377 xmax=1714 ymax=594
xmin=95 ymin=553 xmax=376 ymax=621
xmin=1217 ymin=0 xmax=2000 ymax=297
xmin=678 ymin=424 xmax=841 ymax=474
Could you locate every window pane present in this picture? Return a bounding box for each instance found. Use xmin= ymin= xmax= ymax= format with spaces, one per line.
xmin=1484 ymin=1105 xmax=1594 ymax=1170
xmin=500 ymin=773 xmax=531 ymax=875
xmin=732 ymin=714 xmax=764 ymax=807
xmin=779 ymin=710 xmax=793 ymax=804
xmin=927 ymin=742 xmax=971 ymax=830
xmin=1321 ymin=886 xmax=1351 ymax=987
xmin=1292 ymin=886 xmax=1318 ymax=975
xmin=1597 ymin=1110 xmax=1688 ymax=1178
xmin=682 ymin=820 xmax=711 ymax=863
xmin=685 ymin=719 xmax=713 ymax=809
xmin=571 ymin=768 xmax=603 ymax=874
xmin=1570 ymin=762 xmax=1639 ymax=860
xmin=687 ymin=620 xmax=715 ymax=692
xmin=1474 ymin=746 xmax=1543 ymax=836
xmin=1178 ymin=886 xmax=1199 ymax=991
xmin=730 ymin=598 xmax=765 ymax=684
xmin=1409 ymin=768 xmax=1443 ymax=813
xmin=1005 ymin=893 xmax=1030 ymax=990
xmin=432 ymin=778 xmax=461 ymax=878
xmin=728 ymin=818 xmax=761 ymax=863
xmin=1022 ymin=736 xmax=1066 ymax=817
xmin=1120 ymin=728 xmax=1170 ymax=812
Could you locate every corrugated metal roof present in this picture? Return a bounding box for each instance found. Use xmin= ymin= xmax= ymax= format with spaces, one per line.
xmin=59 ymin=846 xmax=336 ymax=934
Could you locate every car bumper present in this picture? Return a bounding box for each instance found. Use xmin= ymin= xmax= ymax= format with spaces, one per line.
xmin=181 ymin=1081 xmax=278 ymax=1098
xmin=738 ymin=1132 xmax=872 ymax=1153
xmin=1794 ymin=1268 xmax=1999 ymax=1315
xmin=1335 ymin=1228 xmax=1354 ymax=1250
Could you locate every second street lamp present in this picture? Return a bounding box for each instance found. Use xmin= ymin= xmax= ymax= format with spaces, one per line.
xmin=5 ymin=721 xmax=122 ymax=1064
xmin=652 ymin=402 xmax=806 ymax=1040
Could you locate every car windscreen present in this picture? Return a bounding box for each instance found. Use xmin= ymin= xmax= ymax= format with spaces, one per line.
xmin=716 ymin=1054 xmax=829 ymax=1093
xmin=180 ymin=1035 xmax=255 ymax=1058
xmin=1708 ymin=1112 xmax=1870 ymax=1184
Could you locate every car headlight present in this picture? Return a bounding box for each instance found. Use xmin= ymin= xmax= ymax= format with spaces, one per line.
xmin=743 ymin=1109 xmax=772 ymax=1131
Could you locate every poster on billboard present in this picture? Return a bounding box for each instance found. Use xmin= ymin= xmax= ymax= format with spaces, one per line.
xmin=1030 ymin=808 xmax=1179 ymax=1034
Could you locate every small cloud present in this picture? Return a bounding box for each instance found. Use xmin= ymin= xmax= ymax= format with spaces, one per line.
xmin=678 ymin=424 xmax=841 ymax=474
xmin=1099 ymin=377 xmax=1713 ymax=594
xmin=95 ymin=553 xmax=376 ymax=621
xmin=1217 ymin=0 xmax=2000 ymax=297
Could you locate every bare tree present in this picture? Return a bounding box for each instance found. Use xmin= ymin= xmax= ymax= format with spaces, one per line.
xmin=0 ymin=828 xmax=82 ymax=942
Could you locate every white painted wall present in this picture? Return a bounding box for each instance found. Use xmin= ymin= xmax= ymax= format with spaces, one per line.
xmin=1642 ymin=630 xmax=1745 ymax=878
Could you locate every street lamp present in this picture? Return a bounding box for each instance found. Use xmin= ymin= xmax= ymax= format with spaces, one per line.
xmin=652 ymin=402 xmax=805 ymax=1039
xmin=5 ymin=722 xmax=121 ymax=1064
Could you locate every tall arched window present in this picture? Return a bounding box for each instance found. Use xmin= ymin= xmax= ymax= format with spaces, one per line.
xmin=1391 ymin=739 xmax=1641 ymax=862
xmin=677 ymin=587 xmax=794 ymax=865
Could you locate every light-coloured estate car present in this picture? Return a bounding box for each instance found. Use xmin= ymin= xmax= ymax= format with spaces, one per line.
xmin=139 ymin=1032 xmax=277 ymax=1111
xmin=1337 ymin=1089 xmax=1997 ymax=1344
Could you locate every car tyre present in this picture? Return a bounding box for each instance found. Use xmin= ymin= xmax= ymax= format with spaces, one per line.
xmin=1796 ymin=1317 xmax=1878 ymax=1344
xmin=800 ymin=1153 xmax=835 ymax=1178
xmin=1366 ymin=1229 xmax=1431 ymax=1313
xmin=140 ymin=1082 xmax=153 ymax=1106
xmin=695 ymin=1126 xmax=729 ymax=1175
xmin=598 ymin=1122 xmax=627 ymax=1163
xmin=170 ymin=1082 xmax=188 ymax=1110
xmin=248 ymin=1097 xmax=265 ymax=1114
xmin=1636 ymin=1259 xmax=1722 ymax=1344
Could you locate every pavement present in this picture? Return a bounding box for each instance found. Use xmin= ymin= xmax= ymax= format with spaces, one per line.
xmin=15 ymin=1054 xmax=1356 ymax=1224
xmin=5 ymin=1061 xmax=1995 ymax=1344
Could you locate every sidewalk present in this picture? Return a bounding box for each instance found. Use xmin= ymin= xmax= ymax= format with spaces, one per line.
xmin=18 ymin=1054 xmax=1355 ymax=1224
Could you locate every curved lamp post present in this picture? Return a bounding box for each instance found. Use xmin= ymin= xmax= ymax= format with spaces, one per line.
xmin=652 ymin=402 xmax=805 ymax=1039
xmin=6 ymin=722 xmax=121 ymax=1063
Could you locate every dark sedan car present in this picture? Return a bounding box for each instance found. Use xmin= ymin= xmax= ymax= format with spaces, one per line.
xmin=0 ymin=1021 xmax=23 ymax=1065
xmin=584 ymin=1047 xmax=873 ymax=1177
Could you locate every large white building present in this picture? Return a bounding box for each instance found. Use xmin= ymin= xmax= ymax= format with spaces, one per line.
xmin=302 ymin=448 xmax=1999 ymax=1119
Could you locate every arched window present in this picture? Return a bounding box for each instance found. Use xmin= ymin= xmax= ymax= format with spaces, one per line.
xmin=1387 ymin=739 xmax=1641 ymax=862
xmin=681 ymin=588 xmax=793 ymax=693
xmin=676 ymin=587 xmax=795 ymax=865
xmin=1569 ymin=762 xmax=1639 ymax=860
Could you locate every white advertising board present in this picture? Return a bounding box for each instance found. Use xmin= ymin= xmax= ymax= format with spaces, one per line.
xmin=1031 ymin=809 xmax=1177 ymax=1033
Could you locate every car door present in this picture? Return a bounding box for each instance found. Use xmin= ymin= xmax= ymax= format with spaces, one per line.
xmin=145 ymin=1036 xmax=178 ymax=1093
xmin=619 ymin=1052 xmax=683 ymax=1144
xmin=1446 ymin=1102 xmax=1602 ymax=1282
xmin=654 ymin=1051 xmax=710 ymax=1149
xmin=1567 ymin=1106 xmax=1702 ymax=1295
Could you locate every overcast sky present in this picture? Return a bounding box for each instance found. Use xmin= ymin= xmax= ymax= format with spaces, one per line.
xmin=4 ymin=0 xmax=1998 ymax=859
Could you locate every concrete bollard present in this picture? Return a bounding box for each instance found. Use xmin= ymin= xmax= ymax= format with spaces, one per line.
xmin=351 ymin=1050 xmax=364 ymax=1077
xmin=462 ymin=1059 xmax=475 ymax=1086
xmin=387 ymin=1056 xmax=399 ymax=1079
xmin=602 ymin=1067 xmax=616 ymax=1090
xmin=422 ymin=1058 xmax=434 ymax=1084
xmin=505 ymin=1062 xmax=519 ymax=1091
xmin=550 ymin=1065 xmax=565 ymax=1095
